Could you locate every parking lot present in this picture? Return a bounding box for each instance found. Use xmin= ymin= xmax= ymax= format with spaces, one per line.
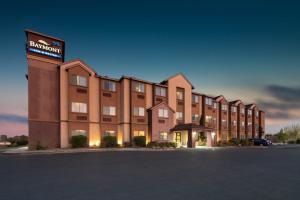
xmin=1 ymin=146 xmax=300 ymax=200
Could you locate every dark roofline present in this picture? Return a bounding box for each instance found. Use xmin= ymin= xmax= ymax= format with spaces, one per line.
xmin=25 ymin=29 xmax=65 ymax=42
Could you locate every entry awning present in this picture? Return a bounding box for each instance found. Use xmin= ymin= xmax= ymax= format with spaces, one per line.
xmin=170 ymin=123 xmax=213 ymax=132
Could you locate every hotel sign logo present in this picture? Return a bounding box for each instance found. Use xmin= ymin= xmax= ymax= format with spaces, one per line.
xmin=26 ymin=30 xmax=65 ymax=61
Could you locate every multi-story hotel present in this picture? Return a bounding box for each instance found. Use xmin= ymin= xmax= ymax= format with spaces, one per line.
xmin=25 ymin=30 xmax=265 ymax=149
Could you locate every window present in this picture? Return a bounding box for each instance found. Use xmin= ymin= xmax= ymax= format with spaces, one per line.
xmin=133 ymin=82 xmax=145 ymax=93
xmin=103 ymin=80 xmax=116 ymax=91
xmin=176 ymin=112 xmax=183 ymax=120
xmin=221 ymin=104 xmax=227 ymax=111
xmin=213 ymin=117 xmax=217 ymax=125
xmin=205 ymin=115 xmax=212 ymax=123
xmin=158 ymin=109 xmax=168 ymax=118
xmin=71 ymin=102 xmax=87 ymax=113
xmin=133 ymin=131 xmax=145 ymax=136
xmin=231 ymin=106 xmax=237 ymax=113
xmin=205 ymin=97 xmax=213 ymax=106
xmin=248 ymin=110 xmax=252 ymax=115
xmin=213 ymin=102 xmax=217 ymax=109
xmin=192 ymin=95 xmax=199 ymax=103
xmin=232 ymin=120 xmax=237 ymax=126
xmin=222 ymin=119 xmax=227 ymax=127
xmin=248 ymin=122 xmax=252 ymax=126
xmin=240 ymin=108 xmax=245 ymax=114
xmin=134 ymin=107 xmax=145 ymax=116
xmin=160 ymin=132 xmax=168 ymax=140
xmin=155 ymin=87 xmax=166 ymax=97
xmin=103 ymin=130 xmax=116 ymax=137
xmin=71 ymin=130 xmax=87 ymax=136
xmin=176 ymin=88 xmax=184 ymax=100
xmin=241 ymin=121 xmax=245 ymax=127
xmin=70 ymin=75 xmax=87 ymax=87
xmin=103 ymin=106 xmax=116 ymax=116
xmin=192 ymin=114 xmax=199 ymax=121
xmin=256 ymin=111 xmax=259 ymax=117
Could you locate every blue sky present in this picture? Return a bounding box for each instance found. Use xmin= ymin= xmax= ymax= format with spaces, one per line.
xmin=0 ymin=0 xmax=300 ymax=136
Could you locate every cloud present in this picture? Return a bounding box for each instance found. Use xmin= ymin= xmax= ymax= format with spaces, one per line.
xmin=0 ymin=114 xmax=27 ymax=124
xmin=257 ymin=84 xmax=300 ymax=120
xmin=265 ymin=85 xmax=300 ymax=102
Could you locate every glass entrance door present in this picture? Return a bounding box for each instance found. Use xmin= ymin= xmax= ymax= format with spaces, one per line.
xmin=175 ymin=132 xmax=181 ymax=143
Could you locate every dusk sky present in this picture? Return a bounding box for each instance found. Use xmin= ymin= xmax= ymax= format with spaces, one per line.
xmin=0 ymin=0 xmax=300 ymax=136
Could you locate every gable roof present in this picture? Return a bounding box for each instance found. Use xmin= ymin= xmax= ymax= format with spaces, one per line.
xmin=229 ymin=100 xmax=244 ymax=106
xmin=246 ymin=103 xmax=257 ymax=109
xmin=214 ymin=95 xmax=227 ymax=102
xmin=160 ymin=73 xmax=195 ymax=89
xmin=147 ymin=101 xmax=175 ymax=113
xmin=61 ymin=59 xmax=97 ymax=75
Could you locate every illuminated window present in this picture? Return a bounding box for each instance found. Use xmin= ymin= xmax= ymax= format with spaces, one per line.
xmin=213 ymin=102 xmax=217 ymax=109
xmin=155 ymin=87 xmax=166 ymax=97
xmin=71 ymin=130 xmax=87 ymax=136
xmin=232 ymin=120 xmax=237 ymax=126
xmin=103 ymin=106 xmax=116 ymax=116
xmin=103 ymin=130 xmax=116 ymax=137
xmin=160 ymin=132 xmax=168 ymax=140
xmin=240 ymin=108 xmax=245 ymax=114
xmin=71 ymin=102 xmax=87 ymax=113
xmin=103 ymin=80 xmax=116 ymax=91
xmin=133 ymin=82 xmax=145 ymax=93
xmin=176 ymin=88 xmax=184 ymax=100
xmin=192 ymin=114 xmax=199 ymax=121
xmin=256 ymin=111 xmax=259 ymax=117
xmin=248 ymin=110 xmax=252 ymax=115
xmin=248 ymin=122 xmax=252 ymax=126
xmin=205 ymin=116 xmax=212 ymax=123
xmin=158 ymin=109 xmax=168 ymax=118
xmin=241 ymin=121 xmax=245 ymax=127
xmin=134 ymin=107 xmax=145 ymax=116
xmin=176 ymin=112 xmax=183 ymax=120
xmin=192 ymin=95 xmax=199 ymax=103
xmin=133 ymin=131 xmax=145 ymax=136
xmin=70 ymin=75 xmax=87 ymax=87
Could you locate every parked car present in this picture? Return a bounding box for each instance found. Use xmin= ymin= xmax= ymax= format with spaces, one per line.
xmin=252 ymin=139 xmax=272 ymax=146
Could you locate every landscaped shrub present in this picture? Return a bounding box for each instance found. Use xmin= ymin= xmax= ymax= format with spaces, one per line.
xmin=288 ymin=140 xmax=295 ymax=144
xmin=147 ymin=141 xmax=176 ymax=148
xmin=101 ymin=136 xmax=118 ymax=148
xmin=123 ymin=142 xmax=132 ymax=147
xmin=296 ymin=139 xmax=300 ymax=144
xmin=133 ymin=136 xmax=146 ymax=147
xmin=71 ymin=135 xmax=87 ymax=148
xmin=36 ymin=141 xmax=47 ymax=150
xmin=228 ymin=138 xmax=240 ymax=146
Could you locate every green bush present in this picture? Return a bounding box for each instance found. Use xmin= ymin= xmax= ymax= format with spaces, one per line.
xmin=123 ymin=142 xmax=132 ymax=147
xmin=147 ymin=141 xmax=176 ymax=148
xmin=101 ymin=136 xmax=118 ymax=148
xmin=133 ymin=136 xmax=146 ymax=147
xmin=36 ymin=141 xmax=47 ymax=150
xmin=71 ymin=135 xmax=87 ymax=148
xmin=296 ymin=139 xmax=300 ymax=144
xmin=228 ymin=138 xmax=240 ymax=146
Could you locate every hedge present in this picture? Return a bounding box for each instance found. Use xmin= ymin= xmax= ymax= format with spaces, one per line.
xmin=71 ymin=135 xmax=87 ymax=148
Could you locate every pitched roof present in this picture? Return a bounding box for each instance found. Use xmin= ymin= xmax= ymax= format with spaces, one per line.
xmin=61 ymin=59 xmax=97 ymax=75
xmin=160 ymin=73 xmax=195 ymax=89
xmin=147 ymin=101 xmax=175 ymax=113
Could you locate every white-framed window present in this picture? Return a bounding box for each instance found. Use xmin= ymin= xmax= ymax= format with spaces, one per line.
xmin=176 ymin=112 xmax=183 ymax=120
xmin=133 ymin=82 xmax=145 ymax=93
xmin=192 ymin=114 xmax=199 ymax=121
xmin=205 ymin=97 xmax=213 ymax=106
xmin=248 ymin=122 xmax=252 ymax=126
xmin=155 ymin=87 xmax=166 ymax=97
xmin=231 ymin=106 xmax=237 ymax=113
xmin=241 ymin=121 xmax=245 ymax=127
xmin=134 ymin=131 xmax=145 ymax=136
xmin=102 ymin=80 xmax=116 ymax=91
xmin=213 ymin=102 xmax=217 ymax=109
xmin=71 ymin=102 xmax=87 ymax=113
xmin=192 ymin=95 xmax=199 ymax=103
xmin=158 ymin=109 xmax=168 ymax=118
xmin=103 ymin=106 xmax=116 ymax=116
xmin=221 ymin=104 xmax=227 ymax=111
xmin=134 ymin=107 xmax=145 ymax=116
xmin=160 ymin=132 xmax=168 ymax=140
xmin=256 ymin=111 xmax=259 ymax=117
xmin=103 ymin=130 xmax=116 ymax=137
xmin=70 ymin=75 xmax=87 ymax=87
xmin=240 ymin=108 xmax=245 ymax=114
xmin=248 ymin=110 xmax=252 ymax=115
xmin=71 ymin=130 xmax=87 ymax=136
xmin=176 ymin=88 xmax=184 ymax=100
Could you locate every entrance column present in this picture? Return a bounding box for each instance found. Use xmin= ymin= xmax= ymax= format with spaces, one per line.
xmin=187 ymin=129 xmax=196 ymax=148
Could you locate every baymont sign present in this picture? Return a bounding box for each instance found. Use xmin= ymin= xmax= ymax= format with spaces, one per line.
xmin=29 ymin=40 xmax=61 ymax=54
xmin=28 ymin=40 xmax=62 ymax=58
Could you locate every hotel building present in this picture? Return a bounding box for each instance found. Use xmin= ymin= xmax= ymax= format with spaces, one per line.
xmin=25 ymin=30 xmax=265 ymax=149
